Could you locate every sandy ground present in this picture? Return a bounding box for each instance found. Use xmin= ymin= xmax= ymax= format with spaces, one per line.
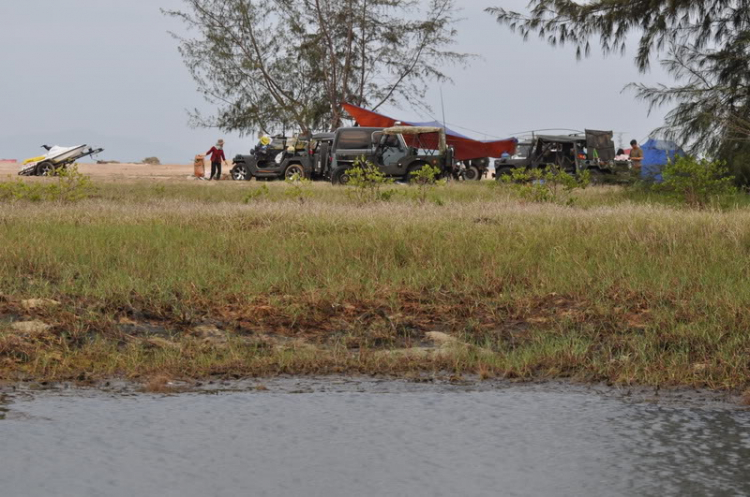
xmin=0 ymin=162 xmax=497 ymax=182
xmin=0 ymin=162 xmax=202 ymax=181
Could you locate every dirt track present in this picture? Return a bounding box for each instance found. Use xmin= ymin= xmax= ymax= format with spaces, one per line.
xmin=0 ymin=162 xmax=200 ymax=181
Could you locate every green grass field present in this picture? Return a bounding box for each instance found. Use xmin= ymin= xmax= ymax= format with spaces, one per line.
xmin=1 ymin=179 xmax=749 ymax=394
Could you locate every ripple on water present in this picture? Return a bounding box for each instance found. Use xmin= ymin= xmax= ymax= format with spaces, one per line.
xmin=1 ymin=384 xmax=749 ymax=497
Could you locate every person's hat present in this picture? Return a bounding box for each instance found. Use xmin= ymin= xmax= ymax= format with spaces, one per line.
xmin=260 ymin=135 xmax=272 ymax=146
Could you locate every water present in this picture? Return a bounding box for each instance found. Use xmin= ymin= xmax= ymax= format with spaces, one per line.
xmin=2 ymin=381 xmax=749 ymax=497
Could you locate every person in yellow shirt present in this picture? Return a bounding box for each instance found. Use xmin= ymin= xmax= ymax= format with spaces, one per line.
xmin=629 ymin=139 xmax=643 ymax=171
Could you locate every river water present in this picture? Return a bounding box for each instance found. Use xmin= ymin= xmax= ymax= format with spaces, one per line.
xmin=1 ymin=380 xmax=749 ymax=497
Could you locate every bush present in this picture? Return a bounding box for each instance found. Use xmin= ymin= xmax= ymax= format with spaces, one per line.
xmin=284 ymin=173 xmax=312 ymax=204
xmin=0 ymin=166 xmax=96 ymax=203
xmin=346 ymin=158 xmax=396 ymax=204
xmin=408 ymin=164 xmax=446 ymax=205
xmin=500 ymin=165 xmax=590 ymax=205
xmin=654 ymin=155 xmax=737 ymax=208
xmin=243 ymin=184 xmax=270 ymax=203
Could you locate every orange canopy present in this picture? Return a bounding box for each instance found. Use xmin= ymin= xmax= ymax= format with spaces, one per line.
xmin=342 ymin=103 xmax=517 ymax=161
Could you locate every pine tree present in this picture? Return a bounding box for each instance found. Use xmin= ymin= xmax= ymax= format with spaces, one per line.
xmin=164 ymin=0 xmax=470 ymax=135
xmin=487 ymin=1 xmax=750 ymax=182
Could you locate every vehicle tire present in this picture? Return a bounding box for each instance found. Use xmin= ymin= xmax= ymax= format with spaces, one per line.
xmin=405 ymin=163 xmax=427 ymax=183
xmin=464 ymin=165 xmax=481 ymax=181
xmin=36 ymin=162 xmax=56 ymax=176
xmin=231 ymin=164 xmax=250 ymax=181
xmin=495 ymin=167 xmax=514 ymax=181
xmin=587 ymin=168 xmax=605 ymax=185
xmin=332 ymin=167 xmax=351 ymax=185
xmin=284 ymin=163 xmax=305 ymax=180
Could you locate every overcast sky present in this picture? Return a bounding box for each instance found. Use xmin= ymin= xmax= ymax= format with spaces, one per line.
xmin=0 ymin=0 xmax=672 ymax=162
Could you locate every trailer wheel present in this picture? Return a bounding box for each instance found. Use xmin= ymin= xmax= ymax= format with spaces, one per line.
xmin=231 ymin=164 xmax=250 ymax=181
xmin=464 ymin=165 xmax=481 ymax=181
xmin=284 ymin=163 xmax=305 ymax=181
xmin=36 ymin=162 xmax=56 ymax=177
xmin=332 ymin=167 xmax=351 ymax=185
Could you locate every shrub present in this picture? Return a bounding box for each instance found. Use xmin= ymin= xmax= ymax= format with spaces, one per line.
xmin=655 ymin=155 xmax=737 ymax=208
xmin=408 ymin=164 xmax=446 ymax=205
xmin=346 ymin=157 xmax=396 ymax=204
xmin=0 ymin=165 xmax=96 ymax=203
xmin=500 ymin=165 xmax=590 ymax=205
xmin=243 ymin=184 xmax=270 ymax=203
xmin=53 ymin=165 xmax=97 ymax=202
xmin=284 ymin=173 xmax=313 ymax=204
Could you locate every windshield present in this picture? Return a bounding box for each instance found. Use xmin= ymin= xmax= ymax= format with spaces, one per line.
xmin=515 ymin=144 xmax=531 ymax=158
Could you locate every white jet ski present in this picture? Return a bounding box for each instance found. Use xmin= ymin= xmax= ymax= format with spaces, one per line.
xmin=19 ymin=144 xmax=104 ymax=176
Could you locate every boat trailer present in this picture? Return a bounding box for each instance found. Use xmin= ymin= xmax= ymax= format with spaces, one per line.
xmin=19 ymin=145 xmax=104 ymax=176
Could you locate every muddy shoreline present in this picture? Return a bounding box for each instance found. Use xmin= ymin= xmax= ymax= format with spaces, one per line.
xmin=2 ymin=376 xmax=748 ymax=410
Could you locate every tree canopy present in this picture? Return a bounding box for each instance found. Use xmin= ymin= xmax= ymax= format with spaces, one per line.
xmin=488 ymin=1 xmax=750 ymax=181
xmin=165 ymin=0 xmax=468 ymax=135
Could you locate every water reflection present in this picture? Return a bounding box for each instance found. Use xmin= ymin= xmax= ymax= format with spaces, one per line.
xmin=1 ymin=384 xmax=748 ymax=497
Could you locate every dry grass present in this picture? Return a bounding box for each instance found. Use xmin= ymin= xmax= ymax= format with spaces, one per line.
xmin=1 ymin=180 xmax=749 ymax=391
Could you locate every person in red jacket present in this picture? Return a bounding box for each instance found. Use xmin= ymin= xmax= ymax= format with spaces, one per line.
xmin=206 ymin=139 xmax=226 ymax=180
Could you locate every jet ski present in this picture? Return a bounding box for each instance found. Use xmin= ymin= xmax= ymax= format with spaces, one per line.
xmin=19 ymin=144 xmax=104 ymax=176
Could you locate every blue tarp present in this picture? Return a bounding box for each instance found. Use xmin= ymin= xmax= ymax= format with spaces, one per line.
xmin=641 ymin=138 xmax=686 ymax=182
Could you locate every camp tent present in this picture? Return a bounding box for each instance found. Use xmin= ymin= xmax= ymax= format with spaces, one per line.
xmin=342 ymin=103 xmax=517 ymax=161
xmin=641 ymin=138 xmax=686 ymax=182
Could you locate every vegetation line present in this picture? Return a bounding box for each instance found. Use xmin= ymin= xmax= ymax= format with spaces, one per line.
xmin=0 ymin=179 xmax=749 ymax=398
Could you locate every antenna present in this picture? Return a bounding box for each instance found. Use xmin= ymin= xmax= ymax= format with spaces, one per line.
xmin=440 ymin=87 xmax=447 ymax=131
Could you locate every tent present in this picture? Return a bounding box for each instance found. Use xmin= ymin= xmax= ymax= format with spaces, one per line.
xmin=341 ymin=103 xmax=517 ymax=161
xmin=641 ymin=138 xmax=686 ymax=182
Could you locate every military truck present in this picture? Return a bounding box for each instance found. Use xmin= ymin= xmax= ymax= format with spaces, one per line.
xmin=328 ymin=126 xmax=453 ymax=184
xmin=493 ymin=130 xmax=630 ymax=182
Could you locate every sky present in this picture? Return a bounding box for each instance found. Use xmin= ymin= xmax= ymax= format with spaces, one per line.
xmin=0 ymin=0 xmax=673 ymax=163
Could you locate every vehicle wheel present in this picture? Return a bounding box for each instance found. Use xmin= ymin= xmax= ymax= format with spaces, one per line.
xmin=231 ymin=164 xmax=250 ymax=181
xmin=587 ymin=168 xmax=605 ymax=185
xmin=284 ymin=163 xmax=305 ymax=180
xmin=464 ymin=165 xmax=481 ymax=181
xmin=406 ymin=163 xmax=428 ymax=183
xmin=332 ymin=167 xmax=351 ymax=185
xmin=495 ymin=167 xmax=514 ymax=181
xmin=36 ymin=162 xmax=56 ymax=176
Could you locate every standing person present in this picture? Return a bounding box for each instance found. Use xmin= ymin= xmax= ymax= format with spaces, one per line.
xmin=629 ymin=139 xmax=643 ymax=172
xmin=206 ymin=139 xmax=226 ymax=180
